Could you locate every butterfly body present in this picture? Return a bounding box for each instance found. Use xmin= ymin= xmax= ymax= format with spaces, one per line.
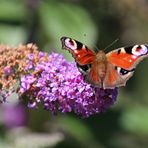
xmin=85 ymin=50 xmax=107 ymax=87
xmin=61 ymin=37 xmax=148 ymax=89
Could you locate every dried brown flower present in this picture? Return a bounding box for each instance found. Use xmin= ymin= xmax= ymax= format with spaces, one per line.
xmin=0 ymin=43 xmax=48 ymax=92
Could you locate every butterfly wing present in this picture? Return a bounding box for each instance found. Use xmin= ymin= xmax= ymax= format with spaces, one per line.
xmin=61 ymin=37 xmax=104 ymax=86
xmin=61 ymin=37 xmax=95 ymax=64
xmin=61 ymin=37 xmax=94 ymax=72
xmin=104 ymin=45 xmax=148 ymax=88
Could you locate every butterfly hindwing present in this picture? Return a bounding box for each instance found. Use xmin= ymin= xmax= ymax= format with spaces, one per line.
xmin=103 ymin=63 xmax=135 ymax=88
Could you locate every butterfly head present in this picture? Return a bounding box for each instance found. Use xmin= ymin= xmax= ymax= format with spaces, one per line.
xmin=96 ymin=50 xmax=106 ymax=62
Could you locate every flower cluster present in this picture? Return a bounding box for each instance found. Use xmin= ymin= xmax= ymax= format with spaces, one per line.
xmin=0 ymin=43 xmax=118 ymax=117
xmin=19 ymin=52 xmax=118 ymax=117
xmin=0 ymin=44 xmax=48 ymax=102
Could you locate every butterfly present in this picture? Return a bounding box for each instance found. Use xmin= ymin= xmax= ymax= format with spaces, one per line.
xmin=61 ymin=37 xmax=148 ymax=89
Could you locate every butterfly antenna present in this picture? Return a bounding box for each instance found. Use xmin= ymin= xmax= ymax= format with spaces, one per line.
xmin=104 ymin=38 xmax=119 ymax=51
xmin=83 ymin=33 xmax=100 ymax=52
xmin=94 ymin=45 xmax=100 ymax=52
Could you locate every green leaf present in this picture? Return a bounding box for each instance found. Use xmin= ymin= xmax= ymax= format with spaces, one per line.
xmin=39 ymin=2 xmax=98 ymax=60
xmin=0 ymin=0 xmax=26 ymax=22
xmin=120 ymin=106 xmax=148 ymax=135
xmin=0 ymin=25 xmax=27 ymax=45
xmin=55 ymin=116 xmax=100 ymax=148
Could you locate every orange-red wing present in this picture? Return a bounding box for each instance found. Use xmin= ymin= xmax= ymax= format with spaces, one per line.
xmin=103 ymin=63 xmax=134 ymax=89
xmin=104 ymin=45 xmax=148 ymax=88
xmin=106 ymin=45 xmax=148 ymax=70
xmin=107 ymin=52 xmax=137 ymax=69
xmin=105 ymin=69 xmax=118 ymax=86
xmin=61 ymin=37 xmax=95 ymax=65
xmin=103 ymin=68 xmax=119 ymax=88
xmin=87 ymin=63 xmax=102 ymax=87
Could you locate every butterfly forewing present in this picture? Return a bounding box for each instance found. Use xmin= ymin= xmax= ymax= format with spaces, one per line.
xmin=61 ymin=37 xmax=95 ymax=65
xmin=106 ymin=45 xmax=148 ymax=70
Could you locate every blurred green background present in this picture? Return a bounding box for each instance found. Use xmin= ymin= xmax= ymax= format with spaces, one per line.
xmin=0 ymin=0 xmax=148 ymax=147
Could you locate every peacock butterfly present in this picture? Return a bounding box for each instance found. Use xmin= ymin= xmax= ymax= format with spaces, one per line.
xmin=61 ymin=37 xmax=148 ymax=89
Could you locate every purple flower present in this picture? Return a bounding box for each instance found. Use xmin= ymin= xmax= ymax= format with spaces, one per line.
xmin=20 ymin=52 xmax=118 ymax=117
xmin=3 ymin=66 xmax=14 ymax=76
xmin=20 ymin=74 xmax=36 ymax=93
xmin=0 ymin=90 xmax=13 ymax=103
